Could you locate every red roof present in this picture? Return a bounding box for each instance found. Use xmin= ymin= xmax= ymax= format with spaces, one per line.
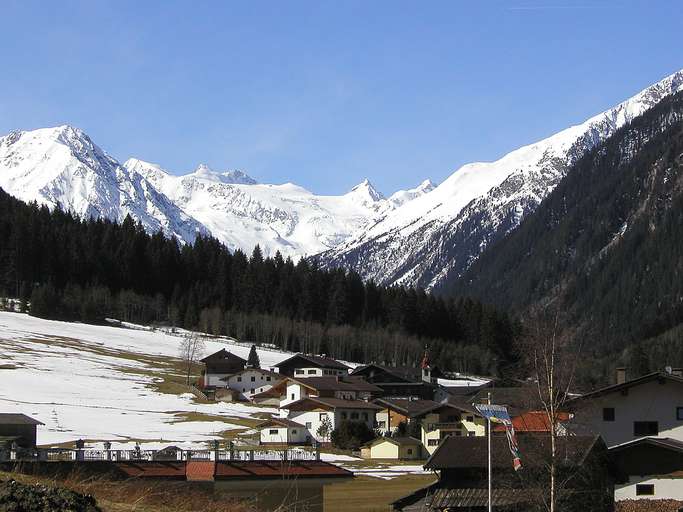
xmin=492 ymin=411 xmax=571 ymax=433
xmin=215 ymin=461 xmax=352 ymax=479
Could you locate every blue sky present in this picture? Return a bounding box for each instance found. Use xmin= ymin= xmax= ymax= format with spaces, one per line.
xmin=1 ymin=1 xmax=682 ymax=195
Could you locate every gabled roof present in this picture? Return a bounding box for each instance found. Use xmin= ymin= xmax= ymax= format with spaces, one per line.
xmin=200 ymin=349 xmax=247 ymax=365
xmin=350 ymin=363 xmax=417 ymax=383
xmin=282 ymin=397 xmax=383 ymax=411
xmin=258 ymin=417 xmax=305 ymax=429
xmin=608 ymin=436 xmax=683 ymax=454
xmin=366 ymin=436 xmax=422 ymax=447
xmin=373 ymin=398 xmax=443 ymax=417
xmin=0 ymin=413 xmax=44 ymax=425
xmin=429 ymin=488 xmax=530 ymax=509
xmin=570 ymin=371 xmax=683 ymax=402
xmin=425 ymin=435 xmax=603 ymax=470
xmin=492 ymin=411 xmax=571 ymax=433
xmin=275 ymin=353 xmax=350 ymax=370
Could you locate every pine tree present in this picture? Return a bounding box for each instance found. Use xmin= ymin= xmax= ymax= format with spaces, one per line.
xmin=246 ymin=344 xmax=260 ymax=369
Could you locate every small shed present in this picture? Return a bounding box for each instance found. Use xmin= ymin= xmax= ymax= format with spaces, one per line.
xmin=361 ymin=436 xmax=423 ymax=460
xmin=0 ymin=413 xmax=44 ymax=448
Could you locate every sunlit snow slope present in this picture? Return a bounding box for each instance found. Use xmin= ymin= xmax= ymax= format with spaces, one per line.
xmin=0 ymin=311 xmax=288 ymax=448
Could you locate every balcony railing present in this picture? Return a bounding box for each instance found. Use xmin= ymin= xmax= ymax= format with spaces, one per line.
xmin=0 ymin=445 xmax=320 ymax=463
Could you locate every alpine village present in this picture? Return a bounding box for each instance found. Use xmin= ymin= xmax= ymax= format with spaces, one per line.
xmin=2 ymin=4 xmax=683 ymax=512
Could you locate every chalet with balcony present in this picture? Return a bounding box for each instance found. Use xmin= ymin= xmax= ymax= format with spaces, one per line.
xmin=420 ymin=402 xmax=485 ymax=455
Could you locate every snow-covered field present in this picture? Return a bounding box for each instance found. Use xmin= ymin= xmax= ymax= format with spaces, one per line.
xmin=0 ymin=312 xmax=290 ymax=449
xmin=0 ymin=311 xmax=480 ymax=478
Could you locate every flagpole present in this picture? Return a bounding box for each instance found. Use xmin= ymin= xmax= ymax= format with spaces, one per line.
xmin=487 ymin=391 xmax=492 ymax=512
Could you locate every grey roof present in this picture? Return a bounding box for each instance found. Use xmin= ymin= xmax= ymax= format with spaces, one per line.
xmin=200 ymin=349 xmax=247 ymax=365
xmin=429 ymin=488 xmax=530 ymax=509
xmin=290 ymin=376 xmax=382 ymax=393
xmin=373 ymin=398 xmax=443 ymax=417
xmin=609 ymin=436 xmax=683 ymax=454
xmin=0 ymin=413 xmax=43 ymax=425
xmin=425 ymin=435 xmax=603 ymax=470
xmin=275 ymin=353 xmax=350 ymax=370
xmin=259 ymin=417 xmax=306 ymax=428
xmin=282 ymin=397 xmax=383 ymax=411
xmin=570 ymin=371 xmax=683 ymax=402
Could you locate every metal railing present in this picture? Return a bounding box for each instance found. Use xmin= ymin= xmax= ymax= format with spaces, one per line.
xmin=0 ymin=446 xmax=320 ymax=463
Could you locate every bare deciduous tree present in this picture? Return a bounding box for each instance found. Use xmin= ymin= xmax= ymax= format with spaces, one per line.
xmin=518 ymin=304 xmax=581 ymax=512
xmin=179 ymin=332 xmax=206 ymax=386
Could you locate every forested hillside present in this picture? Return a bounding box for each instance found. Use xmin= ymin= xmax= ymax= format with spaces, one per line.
xmin=448 ymin=90 xmax=683 ymax=382
xmin=0 ymin=189 xmax=517 ymax=375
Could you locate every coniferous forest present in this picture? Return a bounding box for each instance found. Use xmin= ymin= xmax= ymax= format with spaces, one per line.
xmin=0 ymin=187 xmax=517 ymax=375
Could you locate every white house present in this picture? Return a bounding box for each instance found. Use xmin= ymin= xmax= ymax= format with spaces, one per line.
xmin=221 ymin=368 xmax=281 ymax=401
xmin=568 ymin=369 xmax=683 ymax=447
xmin=273 ymin=376 xmax=383 ymax=407
xmin=280 ymin=397 xmax=382 ymax=443
xmin=259 ymin=417 xmax=308 ymax=445
xmin=610 ymin=437 xmax=683 ymax=501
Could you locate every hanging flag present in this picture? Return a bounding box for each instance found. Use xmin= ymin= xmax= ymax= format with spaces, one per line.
xmin=474 ymin=403 xmax=523 ymax=471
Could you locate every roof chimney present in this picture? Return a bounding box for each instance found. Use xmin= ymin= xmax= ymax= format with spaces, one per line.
xmin=616 ymin=367 xmax=627 ymax=385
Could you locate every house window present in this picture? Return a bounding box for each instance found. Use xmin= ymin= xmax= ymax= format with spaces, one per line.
xmin=237 ymin=377 xmax=242 ymax=382
xmin=362 ymin=412 xmax=369 ymax=420
xmin=634 ymin=421 xmax=659 ymax=436
xmin=319 ymin=413 xmax=326 ymax=421
xmin=291 ymin=393 xmax=295 ymax=400
xmin=269 ymin=429 xmax=279 ymax=435
xmin=251 ymin=376 xmax=256 ymax=382
xmin=341 ymin=412 xmax=347 ymax=420
xmin=466 ymin=416 xmax=474 ymax=423
xmin=407 ymin=448 xmax=413 ymax=455
xmin=295 ymin=369 xmax=304 ymax=375
xmin=378 ymin=421 xmax=386 ymax=429
xmin=428 ymin=439 xmax=439 ymax=446
xmin=446 ymin=415 xmax=460 ymax=422
xmin=351 ymin=412 xmax=359 ymax=420
xmin=468 ymin=431 xmax=475 ymax=437
xmin=635 ymin=484 xmax=655 ymax=496
xmin=266 ymin=377 xmax=271 ymax=382
xmin=308 ymin=369 xmax=317 ymax=375
xmin=603 ymin=408 xmax=615 ymax=421
xmin=305 ymin=422 xmax=312 ymax=429
xmin=292 ymin=429 xmax=297 ymax=434
xmin=243 ymin=388 xmax=246 ymax=392
xmin=677 ymin=407 xmax=683 ymax=420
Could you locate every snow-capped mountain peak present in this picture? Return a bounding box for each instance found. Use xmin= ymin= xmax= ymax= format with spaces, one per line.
xmin=388 ymin=179 xmax=437 ymax=207
xmin=190 ymin=163 xmax=257 ymax=185
xmin=315 ymin=68 xmax=683 ymax=290
xmin=346 ymin=178 xmax=385 ymax=205
xmin=0 ymin=126 xmax=206 ymax=243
